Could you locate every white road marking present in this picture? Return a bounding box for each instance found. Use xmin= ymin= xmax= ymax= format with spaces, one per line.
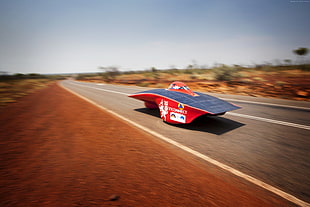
xmin=70 ymin=81 xmax=310 ymax=131
xmin=70 ymin=81 xmax=129 ymax=95
xmin=221 ymin=98 xmax=310 ymax=111
xmin=227 ymin=112 xmax=310 ymax=130
xmin=61 ymin=82 xmax=310 ymax=207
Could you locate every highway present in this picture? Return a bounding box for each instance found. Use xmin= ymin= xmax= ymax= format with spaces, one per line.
xmin=61 ymin=80 xmax=310 ymax=206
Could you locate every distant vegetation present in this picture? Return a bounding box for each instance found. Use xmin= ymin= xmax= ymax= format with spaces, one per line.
xmin=0 ymin=73 xmax=68 ymax=81
xmin=1 ymin=47 xmax=309 ymax=103
xmin=76 ymin=47 xmax=309 ymax=83
xmin=76 ymin=63 xmax=310 ymax=82
xmin=76 ymin=62 xmax=309 ymax=101
xmin=0 ymin=73 xmax=68 ymax=108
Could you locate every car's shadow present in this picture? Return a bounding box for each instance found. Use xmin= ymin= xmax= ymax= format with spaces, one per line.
xmin=134 ymin=108 xmax=245 ymax=135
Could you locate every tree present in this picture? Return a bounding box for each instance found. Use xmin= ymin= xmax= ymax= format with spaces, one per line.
xmin=293 ymin=47 xmax=308 ymax=64
xmin=284 ymin=59 xmax=292 ymax=66
xmin=186 ymin=64 xmax=193 ymax=70
xmin=98 ymin=66 xmax=120 ymax=82
xmin=293 ymin=47 xmax=308 ymax=56
xmin=150 ymin=67 xmax=157 ymax=73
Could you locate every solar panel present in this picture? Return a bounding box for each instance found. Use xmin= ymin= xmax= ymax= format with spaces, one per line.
xmin=134 ymin=89 xmax=240 ymax=114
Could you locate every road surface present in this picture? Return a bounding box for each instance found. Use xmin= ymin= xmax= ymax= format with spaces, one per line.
xmin=61 ymin=80 xmax=310 ymax=205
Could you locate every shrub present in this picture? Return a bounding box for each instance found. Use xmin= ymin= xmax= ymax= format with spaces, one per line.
xmin=213 ymin=66 xmax=238 ymax=81
xmin=137 ymin=82 xmax=150 ymax=87
xmin=190 ymin=74 xmax=198 ymax=79
xmin=76 ymin=74 xmax=87 ymax=80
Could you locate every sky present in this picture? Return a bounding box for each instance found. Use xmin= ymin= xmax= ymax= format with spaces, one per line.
xmin=0 ymin=0 xmax=310 ymax=74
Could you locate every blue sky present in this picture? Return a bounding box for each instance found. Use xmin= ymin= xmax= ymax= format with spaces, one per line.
xmin=0 ymin=0 xmax=309 ymax=74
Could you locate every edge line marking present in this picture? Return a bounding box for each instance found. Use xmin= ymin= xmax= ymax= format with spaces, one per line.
xmin=69 ymin=81 xmax=130 ymax=95
xmin=60 ymin=82 xmax=309 ymax=207
xmin=227 ymin=112 xmax=310 ymax=130
xmin=221 ymin=98 xmax=310 ymax=111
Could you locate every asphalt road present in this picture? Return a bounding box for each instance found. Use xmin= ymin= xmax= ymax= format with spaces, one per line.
xmin=61 ymin=80 xmax=310 ymax=205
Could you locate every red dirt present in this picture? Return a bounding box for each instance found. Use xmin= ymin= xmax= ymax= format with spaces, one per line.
xmin=0 ymin=83 xmax=296 ymax=207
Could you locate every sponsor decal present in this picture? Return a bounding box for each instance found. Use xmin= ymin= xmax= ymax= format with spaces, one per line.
xmin=158 ymin=99 xmax=169 ymax=121
xmin=170 ymin=112 xmax=186 ymax=123
xmin=168 ymin=107 xmax=187 ymax=114
xmin=178 ymin=103 xmax=184 ymax=110
xmin=159 ymin=100 xmax=187 ymax=122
